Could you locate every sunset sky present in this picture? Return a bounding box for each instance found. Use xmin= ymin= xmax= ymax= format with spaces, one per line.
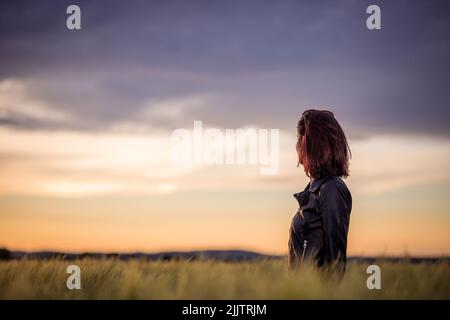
xmin=0 ymin=0 xmax=449 ymax=256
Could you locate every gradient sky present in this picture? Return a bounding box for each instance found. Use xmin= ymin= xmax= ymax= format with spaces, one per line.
xmin=0 ymin=0 xmax=449 ymax=256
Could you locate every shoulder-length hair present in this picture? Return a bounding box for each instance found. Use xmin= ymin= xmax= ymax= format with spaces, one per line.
xmin=296 ymin=109 xmax=351 ymax=179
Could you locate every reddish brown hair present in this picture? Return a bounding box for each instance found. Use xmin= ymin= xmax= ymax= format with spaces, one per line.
xmin=296 ymin=109 xmax=351 ymax=178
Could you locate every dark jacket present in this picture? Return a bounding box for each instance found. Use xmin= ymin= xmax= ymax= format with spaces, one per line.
xmin=288 ymin=175 xmax=352 ymax=271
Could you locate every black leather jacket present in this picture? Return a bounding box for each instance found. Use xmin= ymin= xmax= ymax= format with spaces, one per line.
xmin=288 ymin=175 xmax=352 ymax=271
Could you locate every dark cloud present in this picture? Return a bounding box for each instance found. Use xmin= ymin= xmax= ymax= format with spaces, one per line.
xmin=0 ymin=0 xmax=449 ymax=136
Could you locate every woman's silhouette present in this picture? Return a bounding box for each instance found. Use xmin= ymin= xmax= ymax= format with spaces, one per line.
xmin=288 ymin=109 xmax=352 ymax=272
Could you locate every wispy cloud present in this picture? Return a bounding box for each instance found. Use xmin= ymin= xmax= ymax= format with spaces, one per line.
xmin=140 ymin=95 xmax=210 ymax=120
xmin=0 ymin=127 xmax=193 ymax=196
xmin=0 ymin=79 xmax=74 ymax=124
xmin=0 ymin=123 xmax=449 ymax=197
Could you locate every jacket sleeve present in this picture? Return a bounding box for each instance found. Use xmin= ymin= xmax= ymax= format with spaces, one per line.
xmin=318 ymin=181 xmax=351 ymax=268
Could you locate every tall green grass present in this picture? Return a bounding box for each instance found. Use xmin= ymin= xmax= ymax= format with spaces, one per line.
xmin=0 ymin=258 xmax=448 ymax=299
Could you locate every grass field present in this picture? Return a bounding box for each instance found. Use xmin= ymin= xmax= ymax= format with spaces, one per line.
xmin=0 ymin=258 xmax=448 ymax=299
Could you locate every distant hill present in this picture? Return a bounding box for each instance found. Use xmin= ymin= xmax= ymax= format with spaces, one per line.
xmin=0 ymin=248 xmax=448 ymax=263
xmin=5 ymin=249 xmax=281 ymax=262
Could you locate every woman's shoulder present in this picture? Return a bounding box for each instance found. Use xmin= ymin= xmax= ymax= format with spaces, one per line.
xmin=319 ymin=175 xmax=351 ymax=197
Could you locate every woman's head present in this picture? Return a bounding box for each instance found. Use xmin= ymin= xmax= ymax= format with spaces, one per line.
xmin=296 ymin=109 xmax=351 ymax=179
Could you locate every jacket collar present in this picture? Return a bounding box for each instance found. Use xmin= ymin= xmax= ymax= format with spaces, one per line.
xmin=307 ymin=175 xmax=333 ymax=192
xmin=293 ymin=175 xmax=333 ymax=203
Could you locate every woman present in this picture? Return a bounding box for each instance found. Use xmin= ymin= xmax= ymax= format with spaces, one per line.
xmin=288 ymin=109 xmax=352 ymax=272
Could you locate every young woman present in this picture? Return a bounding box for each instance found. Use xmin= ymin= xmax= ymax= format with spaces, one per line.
xmin=288 ymin=109 xmax=352 ymax=272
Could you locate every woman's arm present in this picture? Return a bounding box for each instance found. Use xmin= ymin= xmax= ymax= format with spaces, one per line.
xmin=318 ymin=180 xmax=351 ymax=270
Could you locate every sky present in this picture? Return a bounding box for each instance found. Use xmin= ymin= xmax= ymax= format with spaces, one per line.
xmin=0 ymin=0 xmax=449 ymax=256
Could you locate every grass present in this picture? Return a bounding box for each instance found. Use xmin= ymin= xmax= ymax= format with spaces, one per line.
xmin=0 ymin=258 xmax=448 ymax=299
